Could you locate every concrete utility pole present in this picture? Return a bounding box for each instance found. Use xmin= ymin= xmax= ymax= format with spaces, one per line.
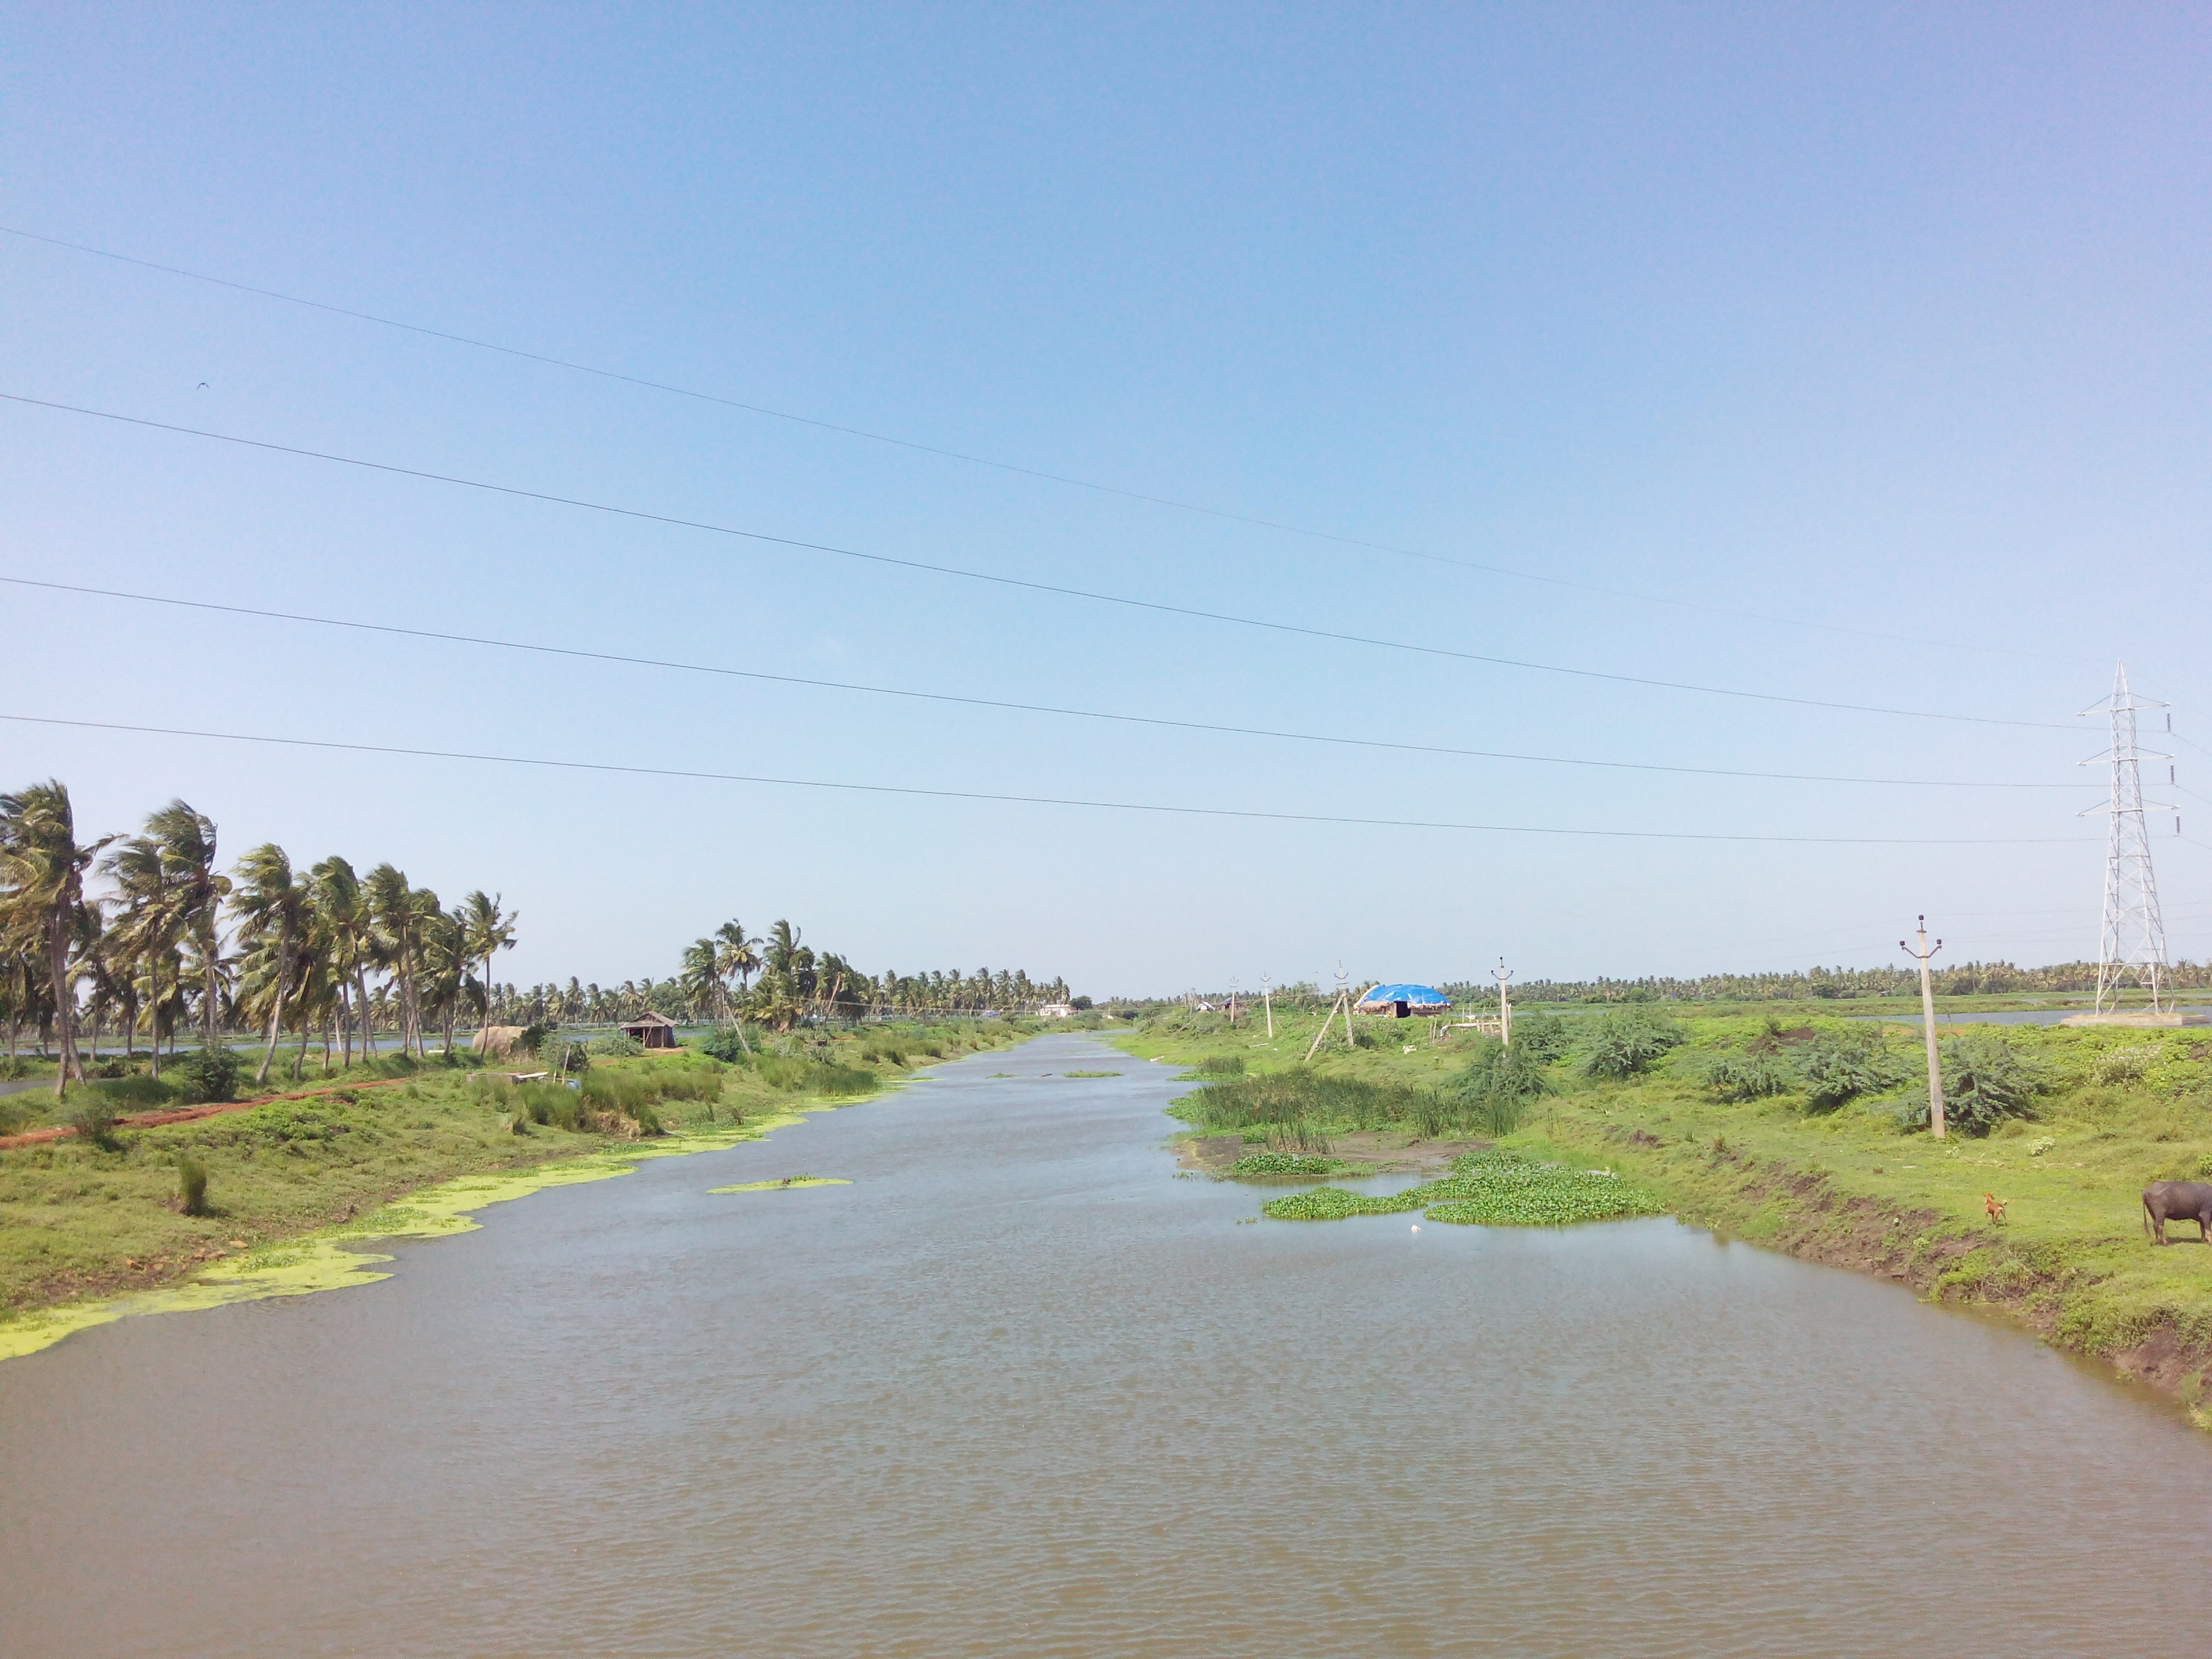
xmin=1261 ymin=974 xmax=1274 ymax=1039
xmin=1228 ymin=977 xmax=1240 ymax=1026
xmin=1493 ymin=959 xmax=1514 ymax=1048
xmin=1900 ymin=917 xmax=1946 ymax=1140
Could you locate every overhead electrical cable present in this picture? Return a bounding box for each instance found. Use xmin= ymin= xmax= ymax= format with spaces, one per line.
xmin=0 ymin=392 xmax=2076 ymax=732
xmin=0 ymin=575 xmax=2089 ymax=791
xmin=0 ymin=713 xmax=2094 ymax=846
xmin=0 ymin=222 xmax=2051 ymax=659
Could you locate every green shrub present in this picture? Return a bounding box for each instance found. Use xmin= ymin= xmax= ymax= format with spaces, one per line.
xmin=1700 ymin=1050 xmax=1794 ymax=1102
xmin=2094 ymin=1044 xmax=2163 ymax=1086
xmin=1443 ymin=1039 xmax=1554 ymax=1135
xmin=589 ymin=1032 xmax=644 ymax=1057
xmin=1793 ymin=1029 xmax=1908 ymax=1111
xmin=176 ymin=1155 xmax=209 ymax=1216
xmin=1195 ymin=1054 xmax=1246 ymax=1077
xmin=1510 ymin=1015 xmax=1572 ymax=1064
xmin=1578 ymin=1010 xmax=1685 ymax=1078
xmin=95 ymin=1074 xmax=182 ymax=1109
xmin=1180 ymin=1067 xmax=1427 ymax=1133
xmin=1891 ymin=1033 xmax=2047 ymax=1136
xmin=66 ymin=1095 xmax=121 ymax=1150
xmin=172 ymin=1045 xmax=247 ymax=1105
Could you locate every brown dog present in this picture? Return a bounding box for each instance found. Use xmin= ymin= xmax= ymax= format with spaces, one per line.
xmin=1984 ymin=1193 xmax=2008 ymax=1225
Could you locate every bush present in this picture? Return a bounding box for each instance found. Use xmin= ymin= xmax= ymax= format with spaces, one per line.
xmin=1578 ymin=1011 xmax=1685 ymax=1079
xmin=1793 ymin=1029 xmax=1908 ymax=1111
xmin=172 ymin=1045 xmax=247 ymax=1105
xmin=2095 ymin=1044 xmax=2163 ymax=1086
xmin=1444 ymin=1039 xmax=1554 ymax=1136
xmin=1891 ymin=1033 xmax=2047 ymax=1136
xmin=1700 ymin=1050 xmax=1794 ymax=1103
xmin=1180 ymin=1067 xmax=1427 ymax=1134
xmin=588 ymin=1032 xmax=644 ymax=1058
xmin=66 ymin=1096 xmax=121 ymax=1150
xmin=176 ymin=1155 xmax=209 ymax=1216
xmin=1510 ymin=1015 xmax=1571 ymax=1064
xmin=95 ymin=1074 xmax=182 ymax=1109
xmin=1195 ymin=1054 xmax=1246 ymax=1077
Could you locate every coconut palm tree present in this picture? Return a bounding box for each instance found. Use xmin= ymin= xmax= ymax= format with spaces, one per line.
xmin=310 ymin=856 xmax=376 ymax=1066
xmin=365 ymin=865 xmax=443 ymax=1058
xmin=143 ymin=801 xmax=228 ymax=1048
xmin=228 ymin=842 xmax=311 ymax=1085
xmin=716 ymin=920 xmax=760 ymax=996
xmin=0 ymin=781 xmax=115 ymax=1095
xmin=678 ymin=938 xmax=722 ymax=1023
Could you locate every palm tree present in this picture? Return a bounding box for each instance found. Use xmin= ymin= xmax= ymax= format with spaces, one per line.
xmin=422 ymin=905 xmax=470 ymax=1056
xmin=0 ymin=781 xmax=115 ymax=1095
xmin=310 ymin=857 xmax=376 ymax=1067
xmin=144 ymin=801 xmax=227 ymax=1047
xmin=227 ymin=842 xmax=311 ymax=1085
xmin=711 ymin=920 xmax=758 ymax=1053
xmin=365 ymin=865 xmax=441 ymax=1058
xmin=678 ymin=938 xmax=722 ymax=1023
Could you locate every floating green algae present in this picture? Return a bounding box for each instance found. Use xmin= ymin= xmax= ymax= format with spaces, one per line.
xmin=708 ymin=1176 xmax=851 ymax=1192
xmin=0 ymin=1106 xmax=842 ymax=1364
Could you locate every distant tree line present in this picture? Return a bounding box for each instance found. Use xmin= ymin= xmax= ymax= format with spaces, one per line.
xmin=1441 ymin=960 xmax=2212 ymax=1004
xmin=490 ymin=920 xmax=1075 ymax=1032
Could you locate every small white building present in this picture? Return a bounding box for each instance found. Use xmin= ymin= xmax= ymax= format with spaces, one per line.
xmin=1037 ymin=1002 xmax=1076 ymax=1019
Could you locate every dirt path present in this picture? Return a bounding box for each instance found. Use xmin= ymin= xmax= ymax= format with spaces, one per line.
xmin=0 ymin=1078 xmax=416 ymax=1153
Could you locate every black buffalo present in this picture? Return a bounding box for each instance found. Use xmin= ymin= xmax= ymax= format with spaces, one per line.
xmin=2142 ymin=1181 xmax=2212 ymax=1246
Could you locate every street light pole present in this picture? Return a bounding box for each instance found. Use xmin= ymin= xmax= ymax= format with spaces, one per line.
xmin=1900 ymin=917 xmax=1946 ymax=1140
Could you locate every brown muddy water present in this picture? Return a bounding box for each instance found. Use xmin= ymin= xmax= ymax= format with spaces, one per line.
xmin=3 ymin=1033 xmax=2207 ymax=1657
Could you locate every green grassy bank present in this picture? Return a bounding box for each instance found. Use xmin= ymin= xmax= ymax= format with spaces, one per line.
xmin=0 ymin=1019 xmax=1029 ymax=1340
xmin=1115 ymin=1004 xmax=2212 ymax=1425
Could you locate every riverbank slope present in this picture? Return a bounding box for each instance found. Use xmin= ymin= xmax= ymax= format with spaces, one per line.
xmin=0 ymin=1020 xmax=1029 ymax=1343
xmin=1113 ymin=1006 xmax=2212 ymax=1422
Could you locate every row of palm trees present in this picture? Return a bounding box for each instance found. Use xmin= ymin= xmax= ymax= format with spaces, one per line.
xmin=0 ymin=779 xmax=517 ymax=1095
xmin=491 ymin=921 xmax=1073 ymax=1032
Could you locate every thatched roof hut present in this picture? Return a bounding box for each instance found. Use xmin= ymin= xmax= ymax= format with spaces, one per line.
xmin=620 ymin=1011 xmax=680 ymax=1049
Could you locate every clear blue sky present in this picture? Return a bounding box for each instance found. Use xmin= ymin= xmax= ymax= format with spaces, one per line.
xmin=5 ymin=4 xmax=2209 ymax=997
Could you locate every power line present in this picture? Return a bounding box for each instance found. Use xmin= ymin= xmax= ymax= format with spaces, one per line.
xmin=0 ymin=712 xmax=2097 ymax=846
xmin=0 ymin=391 xmax=2077 ymax=732
xmin=0 ymin=221 xmax=2052 ymax=661
xmin=0 ymin=575 xmax=2092 ymax=792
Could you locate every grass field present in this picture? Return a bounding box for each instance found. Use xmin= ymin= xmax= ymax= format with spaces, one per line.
xmin=0 ymin=1019 xmax=1028 ymax=1327
xmin=1117 ymin=1002 xmax=2212 ymax=1423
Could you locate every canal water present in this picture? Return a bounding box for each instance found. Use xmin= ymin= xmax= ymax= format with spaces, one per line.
xmin=2 ymin=1033 xmax=2205 ymax=1657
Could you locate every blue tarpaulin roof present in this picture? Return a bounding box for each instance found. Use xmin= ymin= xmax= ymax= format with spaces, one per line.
xmin=1357 ymin=983 xmax=1451 ymax=1006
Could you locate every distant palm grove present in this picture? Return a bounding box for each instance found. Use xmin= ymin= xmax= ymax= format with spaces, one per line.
xmin=1 ymin=779 xmax=1077 ymax=1097
xmin=488 ymin=916 xmax=1075 ymax=1031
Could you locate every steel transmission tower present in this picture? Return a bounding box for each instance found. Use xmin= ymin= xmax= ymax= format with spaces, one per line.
xmin=2081 ymin=663 xmax=2173 ymax=1012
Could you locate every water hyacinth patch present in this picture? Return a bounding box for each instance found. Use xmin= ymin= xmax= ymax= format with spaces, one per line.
xmin=1227 ymin=1151 xmax=1343 ymax=1179
xmin=1261 ymin=1185 xmax=1427 ymax=1220
xmin=1261 ymin=1152 xmax=1666 ymax=1227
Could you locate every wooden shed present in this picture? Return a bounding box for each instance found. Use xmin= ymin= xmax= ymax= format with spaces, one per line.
xmin=620 ymin=1010 xmax=680 ymax=1049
